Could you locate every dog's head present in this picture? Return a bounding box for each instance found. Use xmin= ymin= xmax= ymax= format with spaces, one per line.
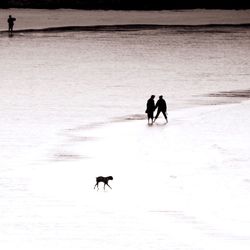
xmin=108 ymin=176 xmax=113 ymax=180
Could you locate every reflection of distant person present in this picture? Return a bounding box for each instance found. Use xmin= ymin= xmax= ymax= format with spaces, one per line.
xmin=145 ymin=95 xmax=155 ymax=124
xmin=8 ymin=15 xmax=16 ymax=33
xmin=153 ymin=95 xmax=168 ymax=123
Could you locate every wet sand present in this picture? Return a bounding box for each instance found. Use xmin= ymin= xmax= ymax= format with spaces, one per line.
xmin=1 ymin=23 xmax=250 ymax=34
xmin=190 ymin=89 xmax=250 ymax=107
xmin=208 ymin=89 xmax=250 ymax=99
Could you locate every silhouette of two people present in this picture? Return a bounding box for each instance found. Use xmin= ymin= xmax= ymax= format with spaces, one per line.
xmin=8 ymin=15 xmax=16 ymax=34
xmin=145 ymin=95 xmax=168 ymax=124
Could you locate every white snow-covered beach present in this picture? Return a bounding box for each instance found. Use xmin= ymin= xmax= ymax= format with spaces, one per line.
xmin=1 ymin=99 xmax=250 ymax=250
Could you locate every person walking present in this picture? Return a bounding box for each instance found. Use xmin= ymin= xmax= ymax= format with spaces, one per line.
xmin=153 ymin=95 xmax=168 ymax=123
xmin=8 ymin=15 xmax=16 ymax=34
xmin=145 ymin=95 xmax=155 ymax=124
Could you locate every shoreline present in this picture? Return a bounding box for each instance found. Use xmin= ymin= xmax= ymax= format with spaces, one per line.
xmin=1 ymin=23 xmax=250 ymax=34
xmin=29 ymin=88 xmax=250 ymax=134
xmin=57 ymin=88 xmax=250 ymax=134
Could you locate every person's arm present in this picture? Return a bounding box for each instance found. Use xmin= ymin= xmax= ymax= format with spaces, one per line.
xmin=155 ymin=101 xmax=159 ymax=110
xmin=145 ymin=100 xmax=149 ymax=113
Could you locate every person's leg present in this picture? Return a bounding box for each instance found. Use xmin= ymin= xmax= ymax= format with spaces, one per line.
xmin=148 ymin=112 xmax=153 ymax=124
xmin=153 ymin=110 xmax=160 ymax=122
xmin=163 ymin=112 xmax=168 ymax=123
xmin=150 ymin=113 xmax=154 ymax=124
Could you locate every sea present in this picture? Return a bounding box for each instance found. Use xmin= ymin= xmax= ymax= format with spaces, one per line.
xmin=0 ymin=8 xmax=250 ymax=250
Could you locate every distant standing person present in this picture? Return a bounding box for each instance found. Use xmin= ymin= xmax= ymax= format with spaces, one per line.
xmin=153 ymin=95 xmax=168 ymax=123
xmin=8 ymin=15 xmax=16 ymax=34
xmin=145 ymin=95 xmax=155 ymax=124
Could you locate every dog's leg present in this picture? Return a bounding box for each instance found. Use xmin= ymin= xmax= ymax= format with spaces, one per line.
xmin=94 ymin=182 xmax=99 ymax=190
xmin=106 ymin=183 xmax=112 ymax=189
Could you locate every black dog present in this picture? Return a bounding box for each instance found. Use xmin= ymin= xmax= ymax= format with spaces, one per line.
xmin=94 ymin=176 xmax=113 ymax=190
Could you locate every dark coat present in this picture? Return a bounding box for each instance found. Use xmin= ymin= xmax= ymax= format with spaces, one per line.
xmin=146 ymin=98 xmax=155 ymax=114
xmin=8 ymin=17 xmax=16 ymax=27
xmin=155 ymin=98 xmax=167 ymax=112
